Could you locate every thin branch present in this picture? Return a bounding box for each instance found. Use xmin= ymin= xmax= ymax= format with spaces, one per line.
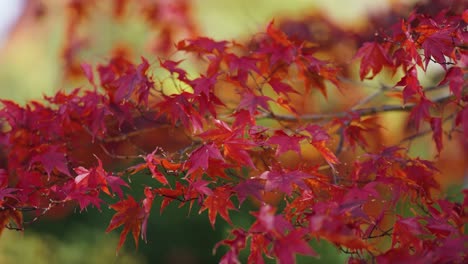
xmin=258 ymin=92 xmax=459 ymax=122
xmin=351 ymin=84 xmax=389 ymax=110
xmin=102 ymin=126 xmax=170 ymax=143
xmin=99 ymin=144 xmax=140 ymax=160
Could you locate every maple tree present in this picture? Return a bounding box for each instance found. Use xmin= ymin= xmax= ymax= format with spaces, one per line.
xmin=0 ymin=0 xmax=467 ymax=263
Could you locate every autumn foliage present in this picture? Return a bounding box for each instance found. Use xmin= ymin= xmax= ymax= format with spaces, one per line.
xmin=0 ymin=0 xmax=467 ymax=263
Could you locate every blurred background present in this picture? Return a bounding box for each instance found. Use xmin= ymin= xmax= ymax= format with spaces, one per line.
xmin=0 ymin=0 xmax=464 ymax=263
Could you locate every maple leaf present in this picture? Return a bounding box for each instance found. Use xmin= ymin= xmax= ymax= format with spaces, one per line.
xmin=224 ymin=53 xmax=260 ymax=86
xmin=409 ymin=97 xmax=432 ymax=130
xmin=420 ymin=27 xmax=456 ymax=69
xmin=249 ymin=234 xmax=268 ymax=264
xmin=231 ymin=110 xmax=255 ymax=129
xmin=439 ymin=67 xmax=464 ymax=100
xmin=354 ymin=41 xmax=393 ymax=80
xmin=198 ymin=119 xmax=233 ymax=141
xmin=267 ymin=130 xmax=304 ymax=156
xmin=189 ymin=74 xmax=219 ymax=97
xmin=268 ymin=78 xmax=297 ymax=98
xmin=69 ymin=157 xmax=128 ymax=210
xmin=341 ymin=116 xmax=381 ymax=150
xmin=233 ymin=178 xmax=264 ymax=205
xmin=177 ymin=37 xmax=228 ymax=54
xmin=189 ymin=179 xmax=213 ymax=197
xmin=260 ymin=170 xmax=311 ymax=195
xmin=250 ymin=205 xmax=293 ymax=236
xmin=214 ymin=229 xmax=247 ymax=264
xmin=396 ymin=66 xmax=423 ymax=103
xmin=186 ymin=143 xmax=224 ymax=175
xmin=141 ymin=187 xmax=155 ymax=242
xmin=273 ymin=229 xmax=317 ymax=264
xmin=199 ymin=186 xmax=236 ymax=228
xmin=106 ymin=195 xmax=144 ymax=252
xmin=156 ymin=92 xmax=203 ymax=132
xmin=304 ymin=125 xmax=339 ymax=165
xmin=75 ymin=157 xmax=128 ymax=198
xmin=391 ymin=216 xmax=426 ymax=251
xmin=198 ymin=121 xmax=256 ymax=168
xmin=157 ymin=182 xmax=186 ymax=214
xmin=144 ymin=149 xmax=169 ymax=185
xmin=30 ymin=145 xmax=70 ymax=177
xmin=238 ymin=93 xmax=272 ymax=115
xmin=81 ymin=63 xmax=95 ymax=86
xmin=159 ymin=59 xmax=188 ymax=82
xmin=112 ymin=57 xmax=153 ymax=105
xmin=267 ymin=20 xmax=293 ymax=47
xmin=223 ymin=139 xmax=256 ymax=168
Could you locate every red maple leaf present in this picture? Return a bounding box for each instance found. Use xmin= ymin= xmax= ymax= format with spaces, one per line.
xmin=186 ymin=143 xmax=224 ymax=175
xmin=223 ymin=139 xmax=256 ymax=168
xmin=112 ymin=57 xmax=154 ymax=105
xmin=156 ymin=182 xmax=187 ymax=214
xmin=396 ymin=66 xmax=423 ymax=103
xmin=30 ymin=145 xmax=70 ymax=177
xmin=250 ymin=205 xmax=293 ymax=236
xmin=144 ymin=150 xmax=169 ymax=185
xmin=354 ymin=42 xmax=393 ymax=80
xmin=273 ymin=229 xmax=317 ymax=264
xmin=260 ymin=170 xmax=311 ymax=195
xmin=199 ymin=186 xmax=236 ymax=228
xmin=156 ymin=92 xmax=204 ymax=132
xmin=177 ymin=37 xmax=228 ymax=54
xmin=439 ymin=67 xmax=464 ymax=100
xmin=267 ymin=130 xmax=304 ymax=156
xmin=238 ymin=93 xmax=272 ymax=115
xmin=409 ymin=97 xmax=432 ymax=130
xmin=234 ymin=178 xmax=264 ymax=205
xmin=304 ymin=125 xmax=339 ymax=165
xmin=159 ymin=59 xmax=188 ymax=82
xmin=141 ymin=187 xmax=155 ymax=242
xmin=80 ymin=63 xmax=95 ymax=86
xmin=106 ymin=195 xmax=144 ymax=252
xmin=420 ymin=27 xmax=456 ymax=69
xmin=215 ymin=229 xmax=247 ymax=264
xmin=268 ymin=78 xmax=297 ymax=97
xmin=267 ymin=20 xmax=293 ymax=47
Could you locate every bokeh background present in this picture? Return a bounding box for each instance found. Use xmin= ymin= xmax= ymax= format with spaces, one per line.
xmin=0 ymin=0 xmax=464 ymax=263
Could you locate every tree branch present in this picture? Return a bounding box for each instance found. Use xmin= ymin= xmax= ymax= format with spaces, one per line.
xmin=258 ymin=92 xmax=460 ymax=122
